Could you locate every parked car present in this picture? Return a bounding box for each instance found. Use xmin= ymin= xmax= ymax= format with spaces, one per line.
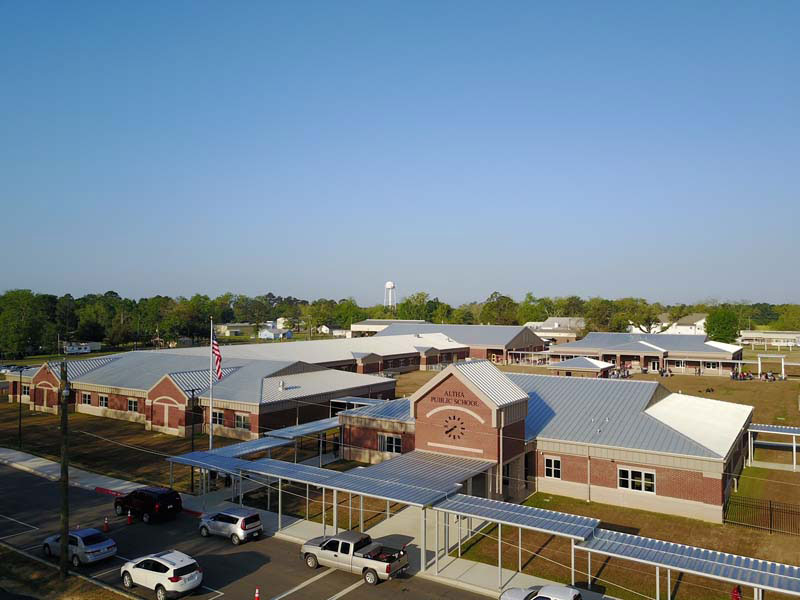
xmin=500 ymin=584 xmax=582 ymax=600
xmin=42 ymin=528 xmax=117 ymax=567
xmin=301 ymin=531 xmax=409 ymax=585
xmin=114 ymin=487 xmax=182 ymax=523
xmin=120 ymin=549 xmax=203 ymax=600
xmin=199 ymin=507 xmax=262 ymax=545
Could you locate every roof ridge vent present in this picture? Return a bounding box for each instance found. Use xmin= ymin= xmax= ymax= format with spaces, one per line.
xmin=278 ymin=380 xmax=285 ymax=391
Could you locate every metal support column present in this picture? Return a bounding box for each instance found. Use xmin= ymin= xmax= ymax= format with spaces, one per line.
xmin=306 ymin=483 xmax=309 ymax=519
xmin=794 ymin=435 xmax=797 ymax=472
xmin=386 ymin=499 xmax=390 ymax=520
xmin=445 ymin=512 xmax=449 ymax=554
xmin=239 ymin=472 xmax=243 ymax=506
xmin=278 ymin=478 xmax=283 ymax=531
xmin=319 ymin=434 xmax=323 ymax=468
xmin=656 ymin=566 xmax=660 ymax=600
xmin=349 ymin=493 xmax=352 ymax=530
xmin=333 ymin=489 xmax=338 ymax=533
xmin=667 ymin=569 xmax=671 ymax=600
xmin=169 ymin=462 xmax=173 ymax=488
xmin=420 ymin=508 xmax=427 ymax=573
xmin=435 ymin=510 xmax=440 ymax=575
xmin=498 ymin=522 xmax=502 ymax=589
xmin=359 ymin=495 xmax=364 ymax=531
xmin=587 ymin=551 xmax=592 ymax=589
xmin=458 ymin=516 xmax=462 ymax=557
xmin=518 ymin=527 xmax=522 ymax=572
xmin=570 ymin=538 xmax=575 ymax=586
xmin=322 ymin=488 xmax=326 ymax=537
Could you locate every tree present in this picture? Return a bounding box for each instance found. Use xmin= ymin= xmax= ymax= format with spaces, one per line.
xmin=479 ymin=292 xmax=518 ymax=325
xmin=583 ymin=297 xmax=616 ymax=332
xmin=0 ymin=290 xmax=44 ymax=357
xmin=706 ymin=308 xmax=739 ymax=343
xmin=775 ymin=305 xmax=800 ymax=331
xmin=397 ymin=292 xmax=430 ymax=321
xmin=431 ymin=302 xmax=452 ymax=324
xmin=553 ymin=296 xmax=585 ymax=317
xmin=334 ymin=298 xmax=367 ymax=328
xmin=450 ymin=307 xmax=475 ymax=324
xmin=517 ymin=293 xmax=554 ymax=324
xmin=617 ymin=298 xmax=664 ymax=333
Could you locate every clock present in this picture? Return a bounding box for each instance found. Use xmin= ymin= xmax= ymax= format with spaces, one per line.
xmin=443 ymin=415 xmax=466 ymax=440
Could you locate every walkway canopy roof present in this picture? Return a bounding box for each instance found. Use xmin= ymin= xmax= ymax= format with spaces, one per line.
xmin=579 ymin=528 xmax=800 ymax=596
xmin=750 ymin=423 xmax=800 ymax=436
xmin=434 ymin=494 xmax=599 ymax=541
xmin=208 ymin=417 xmax=341 ymax=458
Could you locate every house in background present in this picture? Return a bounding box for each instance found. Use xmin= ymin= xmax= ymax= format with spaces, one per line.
xmin=738 ymin=330 xmax=800 ymax=350
xmin=63 ymin=342 xmax=103 ymax=354
xmin=215 ymin=322 xmax=257 ymax=337
xmin=628 ymin=313 xmax=708 ymax=335
xmin=258 ymin=328 xmax=292 ymax=341
xmin=526 ymin=317 xmax=585 ymax=345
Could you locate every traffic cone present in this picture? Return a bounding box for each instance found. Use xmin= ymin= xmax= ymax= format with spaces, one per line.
xmin=254 ymin=586 xmax=260 ymax=600
xmin=127 ymin=510 xmax=132 ymax=525
xmin=103 ymin=516 xmax=110 ymax=533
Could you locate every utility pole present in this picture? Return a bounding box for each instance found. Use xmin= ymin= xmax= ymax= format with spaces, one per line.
xmin=59 ymin=359 xmax=70 ymax=580
xmin=15 ymin=366 xmax=24 ymax=449
xmin=184 ymin=387 xmax=201 ymax=493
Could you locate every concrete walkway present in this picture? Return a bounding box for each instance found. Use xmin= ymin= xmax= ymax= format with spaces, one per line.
xmin=0 ymin=447 xmax=614 ymax=599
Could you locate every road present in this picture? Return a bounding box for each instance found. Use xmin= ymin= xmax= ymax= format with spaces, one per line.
xmin=0 ymin=465 xmax=485 ymax=600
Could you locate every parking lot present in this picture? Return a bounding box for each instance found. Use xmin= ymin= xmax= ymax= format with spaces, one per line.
xmin=0 ymin=464 xmax=481 ymax=600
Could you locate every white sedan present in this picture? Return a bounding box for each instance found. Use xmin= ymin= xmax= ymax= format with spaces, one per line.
xmin=120 ymin=549 xmax=203 ymax=600
xmin=500 ymin=584 xmax=583 ymax=600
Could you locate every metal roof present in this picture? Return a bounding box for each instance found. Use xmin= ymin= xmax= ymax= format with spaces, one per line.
xmin=263 ymin=417 xmax=340 ymax=440
xmin=330 ymin=396 xmax=386 ymax=407
xmin=452 ymin=360 xmax=529 ymax=407
xmin=339 ymin=398 xmax=413 ymax=422
xmin=545 ymin=357 xmax=614 ymax=370
xmin=48 ymin=356 xmax=120 ymax=380
xmin=352 ymin=319 xmax=428 ymax=326
xmin=551 ymin=333 xmax=741 ymax=356
xmin=208 ymin=417 xmax=340 ymax=458
xmin=433 ymin=494 xmax=599 ymax=541
xmin=209 ymin=436 xmax=291 ymax=458
xmin=508 ymin=373 xmax=721 ymax=458
xmin=374 ymin=323 xmax=532 ymax=347
xmin=170 ymin=366 xmax=241 ymax=394
xmin=579 ymin=528 xmax=800 ymax=596
xmin=323 ymin=450 xmax=493 ymax=507
xmin=750 ymin=423 xmax=800 ymax=436
xmin=260 ymin=370 xmax=393 ymax=404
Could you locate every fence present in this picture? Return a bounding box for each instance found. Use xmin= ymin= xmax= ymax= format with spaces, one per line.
xmin=724 ymin=495 xmax=800 ymax=536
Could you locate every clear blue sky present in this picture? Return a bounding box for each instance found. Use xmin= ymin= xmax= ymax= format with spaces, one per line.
xmin=2 ymin=1 xmax=798 ymax=305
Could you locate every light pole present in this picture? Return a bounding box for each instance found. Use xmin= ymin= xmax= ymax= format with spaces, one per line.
xmin=14 ymin=366 xmax=24 ymax=449
xmin=58 ymin=359 xmax=70 ymax=581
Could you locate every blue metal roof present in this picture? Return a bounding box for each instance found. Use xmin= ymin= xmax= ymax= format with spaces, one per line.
xmin=210 ymin=437 xmax=291 ymax=458
xmin=750 ymin=423 xmax=800 ymax=436
xmin=434 ymin=494 xmax=599 ymax=541
xmin=263 ymin=417 xmax=340 ymax=440
xmin=580 ymin=528 xmax=800 ymax=596
xmin=208 ymin=417 xmax=340 ymax=458
xmin=374 ymin=323 xmax=530 ymax=347
xmin=339 ymin=398 xmax=412 ymax=422
xmin=552 ymin=332 xmax=737 ymax=356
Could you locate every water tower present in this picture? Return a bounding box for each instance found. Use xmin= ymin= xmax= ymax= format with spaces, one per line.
xmin=384 ymin=281 xmax=397 ymax=311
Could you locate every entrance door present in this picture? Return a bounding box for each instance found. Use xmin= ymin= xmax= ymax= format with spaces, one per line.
xmin=650 ymin=360 xmax=660 ymax=371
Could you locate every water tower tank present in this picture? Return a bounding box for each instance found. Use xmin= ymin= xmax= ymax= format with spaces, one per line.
xmin=385 ymin=281 xmax=395 ymax=289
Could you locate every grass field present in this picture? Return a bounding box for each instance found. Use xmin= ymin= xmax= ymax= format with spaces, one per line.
xmin=456 ymin=491 xmax=800 ymax=600
xmin=0 ymin=546 xmax=127 ymax=600
xmin=0 ymin=401 xmax=242 ymax=492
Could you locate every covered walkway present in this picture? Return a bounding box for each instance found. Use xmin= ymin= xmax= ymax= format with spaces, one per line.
xmin=747 ymin=423 xmax=800 ymax=471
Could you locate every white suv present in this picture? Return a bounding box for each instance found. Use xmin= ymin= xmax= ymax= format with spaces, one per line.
xmin=121 ymin=550 xmax=203 ymax=600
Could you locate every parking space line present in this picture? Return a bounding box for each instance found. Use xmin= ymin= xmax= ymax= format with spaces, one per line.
xmin=0 ymin=514 xmax=38 ymax=530
xmin=0 ymin=531 xmax=36 ymax=541
xmin=93 ymin=565 xmax=122 ymax=578
xmin=23 ymin=544 xmax=41 ymax=551
xmin=326 ymin=580 xmax=365 ymax=600
xmin=201 ymin=585 xmax=225 ymax=600
xmin=269 ymin=568 xmax=334 ymax=600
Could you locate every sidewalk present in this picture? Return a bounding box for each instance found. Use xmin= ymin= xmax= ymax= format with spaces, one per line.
xmin=0 ymin=447 xmax=613 ymax=599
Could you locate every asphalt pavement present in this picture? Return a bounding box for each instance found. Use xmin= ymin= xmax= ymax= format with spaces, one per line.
xmin=0 ymin=464 xmax=486 ymax=600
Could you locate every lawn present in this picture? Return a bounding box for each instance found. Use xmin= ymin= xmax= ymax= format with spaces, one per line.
xmin=0 ymin=401 xmax=240 ymax=492
xmin=456 ymin=492 xmax=800 ymax=600
xmin=0 ymin=546 xmax=128 ymax=600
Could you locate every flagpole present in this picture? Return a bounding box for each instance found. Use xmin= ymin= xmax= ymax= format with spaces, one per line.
xmin=209 ymin=316 xmax=214 ymax=451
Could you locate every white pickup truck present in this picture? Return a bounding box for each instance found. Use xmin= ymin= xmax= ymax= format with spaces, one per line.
xmin=300 ymin=531 xmax=409 ymax=585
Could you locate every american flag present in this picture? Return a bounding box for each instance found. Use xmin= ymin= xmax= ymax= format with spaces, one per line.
xmin=211 ymin=333 xmax=223 ymax=380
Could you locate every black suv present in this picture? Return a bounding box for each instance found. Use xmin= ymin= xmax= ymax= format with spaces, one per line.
xmin=114 ymin=487 xmax=182 ymax=524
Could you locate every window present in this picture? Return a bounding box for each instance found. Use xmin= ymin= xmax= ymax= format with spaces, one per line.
xmin=378 ymin=434 xmax=402 ymax=454
xmin=544 ymin=457 xmax=561 ymax=479
xmin=235 ymin=414 xmax=251 ymax=430
xmin=212 ymin=410 xmax=224 ymax=426
xmin=618 ymin=467 xmax=655 ymax=493
xmin=704 ymin=362 xmax=719 ymax=369
xmin=22 ymin=385 xmax=30 ymax=396
xmin=322 ymin=539 xmax=339 ymax=552
xmin=81 ymin=392 xmax=91 ymax=405
xmin=99 ymin=395 xmax=108 ymax=408
xmin=127 ymin=398 xmax=138 ymax=412
xmin=339 ymin=542 xmax=351 ymax=555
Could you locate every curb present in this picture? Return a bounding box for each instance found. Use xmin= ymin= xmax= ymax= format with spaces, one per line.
xmin=413 ymin=569 xmax=499 ymax=599
xmin=0 ymin=539 xmax=139 ymax=600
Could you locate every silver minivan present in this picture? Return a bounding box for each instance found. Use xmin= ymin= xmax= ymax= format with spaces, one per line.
xmin=199 ymin=507 xmax=262 ymax=545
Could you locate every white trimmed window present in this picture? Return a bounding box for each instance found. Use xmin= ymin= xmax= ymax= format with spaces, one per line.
xmin=235 ymin=414 xmax=251 ymax=430
xmin=22 ymin=385 xmax=30 ymax=396
xmin=127 ymin=398 xmax=138 ymax=412
xmin=99 ymin=395 xmax=109 ymax=408
xmin=378 ymin=434 xmax=402 ymax=454
xmin=212 ymin=410 xmax=225 ymax=426
xmin=81 ymin=392 xmax=91 ymax=405
xmin=704 ymin=362 xmax=719 ymax=369
xmin=544 ymin=457 xmax=561 ymax=479
xmin=618 ymin=467 xmax=655 ymax=493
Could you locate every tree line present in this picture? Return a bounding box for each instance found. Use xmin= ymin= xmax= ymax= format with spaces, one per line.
xmin=1 ymin=288 xmax=798 ymax=357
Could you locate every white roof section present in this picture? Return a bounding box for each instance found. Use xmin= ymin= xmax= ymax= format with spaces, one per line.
xmin=452 ymin=360 xmax=528 ymax=407
xmin=260 ymin=370 xmax=392 ymax=404
xmin=645 ymin=393 xmax=752 ymax=457
xmin=706 ymin=340 xmax=743 ymax=353
xmin=547 ymin=357 xmax=614 ymax=370
xmin=160 ymin=333 xmax=466 ymax=364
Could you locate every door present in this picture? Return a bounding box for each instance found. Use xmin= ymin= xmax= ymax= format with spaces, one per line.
xmin=650 ymin=360 xmax=659 ymax=371
xmin=132 ymin=559 xmax=155 ymax=587
xmin=68 ymin=535 xmax=79 ymax=561
xmin=318 ymin=539 xmax=340 ymax=568
xmin=337 ymin=541 xmax=353 ymax=573
xmin=208 ymin=514 xmax=223 ymax=535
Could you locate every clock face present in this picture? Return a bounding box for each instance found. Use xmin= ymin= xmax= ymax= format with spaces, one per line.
xmin=443 ymin=415 xmax=466 ymax=440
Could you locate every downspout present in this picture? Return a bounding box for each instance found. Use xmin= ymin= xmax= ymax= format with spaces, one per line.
xmin=498 ymin=410 xmax=504 ymax=498
xmin=587 ymin=444 xmax=592 ymax=502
